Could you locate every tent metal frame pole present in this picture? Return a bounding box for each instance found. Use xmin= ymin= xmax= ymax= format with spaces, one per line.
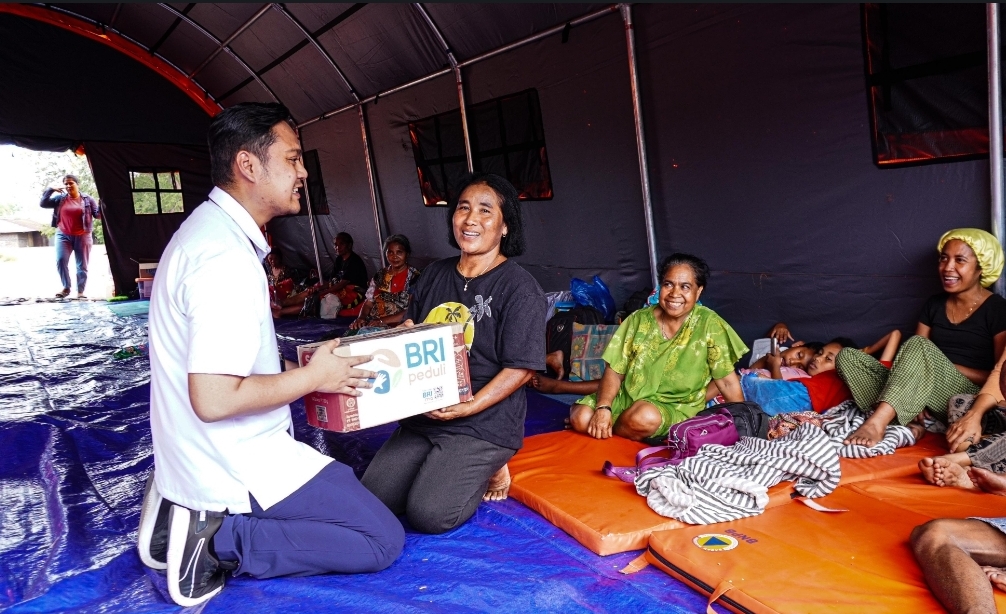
xmin=990 ymin=3 xmax=1005 ymax=296
xmin=188 ymin=4 xmax=273 ymax=78
xmin=413 ymin=3 xmax=473 ymax=172
xmin=158 ymin=3 xmax=281 ymax=104
xmin=298 ymin=133 xmax=326 ymax=283
xmin=298 ymin=4 xmax=619 ymax=129
xmin=359 ymin=105 xmax=387 ymax=267
xmin=620 ymin=3 xmax=659 ymax=288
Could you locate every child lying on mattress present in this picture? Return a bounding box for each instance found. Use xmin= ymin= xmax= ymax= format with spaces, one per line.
xmin=739 ymin=325 xmax=902 ymax=416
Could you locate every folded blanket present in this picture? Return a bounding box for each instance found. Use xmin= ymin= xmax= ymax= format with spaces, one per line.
xmin=636 ymin=402 xmax=915 ymax=523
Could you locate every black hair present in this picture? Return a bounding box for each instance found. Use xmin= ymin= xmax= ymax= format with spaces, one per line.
xmin=828 ymin=337 xmax=858 ymax=349
xmin=335 ymin=232 xmax=354 ymax=247
xmin=803 ymin=341 xmax=824 ymax=354
xmin=658 ymin=253 xmax=710 ymax=288
xmin=63 ymin=174 xmax=81 ymax=185
xmin=207 ymin=102 xmax=294 ymax=188
xmin=446 ymin=173 xmax=526 ymax=257
xmin=384 ymin=234 xmax=411 ymax=255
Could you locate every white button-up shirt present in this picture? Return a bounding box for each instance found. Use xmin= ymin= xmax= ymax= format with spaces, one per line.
xmin=149 ymin=187 xmax=330 ymax=513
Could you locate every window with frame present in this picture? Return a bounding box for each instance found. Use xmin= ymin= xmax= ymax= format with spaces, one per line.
xmin=409 ymin=88 xmax=553 ymax=206
xmin=130 ymin=170 xmax=184 ymax=215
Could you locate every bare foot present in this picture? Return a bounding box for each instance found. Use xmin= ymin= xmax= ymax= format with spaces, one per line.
xmin=919 ymin=457 xmax=939 ymax=485
xmin=936 ymin=460 xmax=977 ymax=490
xmin=982 ymin=567 xmax=1006 ymax=591
xmin=545 ymin=350 xmax=564 ymax=381
xmin=969 ymin=467 xmax=1006 ymax=496
xmin=483 ymin=464 xmax=511 ymax=502
xmin=530 ymin=374 xmax=562 ymax=394
xmin=844 ymin=414 xmax=888 ymax=447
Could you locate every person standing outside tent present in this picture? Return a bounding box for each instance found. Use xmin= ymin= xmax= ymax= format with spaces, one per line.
xmin=137 ymin=102 xmax=403 ymax=607
xmin=39 ymin=174 xmax=100 ymax=299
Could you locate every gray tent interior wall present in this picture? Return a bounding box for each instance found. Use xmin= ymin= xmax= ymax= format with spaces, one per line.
xmin=292 ymin=3 xmax=989 ymax=347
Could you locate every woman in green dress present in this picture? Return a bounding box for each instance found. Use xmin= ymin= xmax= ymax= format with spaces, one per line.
xmin=570 ymin=253 xmax=748 ymax=441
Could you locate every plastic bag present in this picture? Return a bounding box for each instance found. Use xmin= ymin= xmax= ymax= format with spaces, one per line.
xmin=544 ymin=290 xmax=574 ymax=324
xmin=570 ymin=276 xmax=616 ymax=322
xmin=319 ymin=293 xmax=343 ymax=319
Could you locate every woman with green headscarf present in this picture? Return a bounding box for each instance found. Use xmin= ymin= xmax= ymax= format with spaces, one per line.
xmin=839 ymin=228 xmax=1006 ymax=448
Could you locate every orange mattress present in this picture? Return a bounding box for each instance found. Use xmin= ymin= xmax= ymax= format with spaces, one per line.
xmin=509 ymin=430 xmax=950 ymax=555
xmin=646 ymin=478 xmax=1006 ymax=613
xmin=508 ymin=430 xmax=688 ymax=555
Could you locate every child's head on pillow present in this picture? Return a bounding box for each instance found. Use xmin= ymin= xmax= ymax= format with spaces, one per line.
xmin=807 ymin=339 xmax=852 ymax=375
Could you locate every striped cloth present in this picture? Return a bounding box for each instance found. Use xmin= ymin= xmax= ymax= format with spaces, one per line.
xmin=821 ymin=400 xmax=916 ymax=458
xmin=636 ymin=402 xmax=914 ymax=523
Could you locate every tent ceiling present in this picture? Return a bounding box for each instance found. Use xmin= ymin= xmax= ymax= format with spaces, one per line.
xmin=48 ymin=3 xmax=608 ymax=123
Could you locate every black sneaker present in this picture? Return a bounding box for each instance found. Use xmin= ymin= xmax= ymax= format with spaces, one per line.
xmin=166 ymin=505 xmax=232 ymax=607
xmin=136 ymin=472 xmax=171 ymax=570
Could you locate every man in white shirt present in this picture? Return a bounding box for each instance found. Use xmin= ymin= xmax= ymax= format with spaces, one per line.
xmin=137 ymin=102 xmax=404 ymax=607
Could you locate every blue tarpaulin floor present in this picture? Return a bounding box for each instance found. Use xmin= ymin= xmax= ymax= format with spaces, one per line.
xmin=0 ymin=302 xmax=719 ymax=613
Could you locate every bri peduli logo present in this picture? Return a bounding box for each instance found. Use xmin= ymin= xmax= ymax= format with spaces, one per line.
xmin=367 ymin=350 xmax=402 ymax=395
xmin=404 ymin=338 xmax=449 ymax=385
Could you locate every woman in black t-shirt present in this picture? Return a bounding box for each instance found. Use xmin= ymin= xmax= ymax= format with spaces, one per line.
xmin=837 ymin=228 xmax=1006 ymax=449
xmin=361 ymin=173 xmax=546 ymax=535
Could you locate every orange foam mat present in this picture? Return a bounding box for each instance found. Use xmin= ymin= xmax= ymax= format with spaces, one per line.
xmin=848 ymin=473 xmax=1006 ymax=519
xmin=646 ymin=487 xmax=1006 ymax=613
xmin=508 ymin=431 xmax=688 ymax=555
xmin=510 ymin=431 xmax=950 ymax=556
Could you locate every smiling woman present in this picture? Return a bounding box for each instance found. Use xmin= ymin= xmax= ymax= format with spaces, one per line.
xmin=569 ymin=253 xmax=749 ymax=441
xmin=836 ymin=227 xmax=1006 ymax=450
xmin=361 ymin=173 xmax=547 ymax=534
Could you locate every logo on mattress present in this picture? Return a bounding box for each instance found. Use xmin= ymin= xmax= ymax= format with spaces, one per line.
xmin=692 ymin=534 xmax=739 ymax=552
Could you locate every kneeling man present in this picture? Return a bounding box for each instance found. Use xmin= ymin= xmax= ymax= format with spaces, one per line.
xmin=137 ymin=102 xmax=404 ymax=606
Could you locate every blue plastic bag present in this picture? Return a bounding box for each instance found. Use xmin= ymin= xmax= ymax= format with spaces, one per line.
xmin=570 ymin=275 xmax=616 ymax=322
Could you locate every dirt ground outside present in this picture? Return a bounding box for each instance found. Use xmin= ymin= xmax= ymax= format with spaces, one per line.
xmin=0 ymin=245 xmax=115 ymax=300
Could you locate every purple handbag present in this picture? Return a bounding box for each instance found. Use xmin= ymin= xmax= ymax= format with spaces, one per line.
xmin=602 ymin=408 xmax=739 ymax=483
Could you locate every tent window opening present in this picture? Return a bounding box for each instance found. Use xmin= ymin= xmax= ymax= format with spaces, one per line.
xmin=130 ymin=170 xmax=184 ymax=215
xmin=409 ymin=88 xmax=553 ymax=206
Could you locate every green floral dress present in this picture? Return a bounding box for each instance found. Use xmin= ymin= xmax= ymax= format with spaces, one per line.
xmin=577 ymin=304 xmax=748 ymax=436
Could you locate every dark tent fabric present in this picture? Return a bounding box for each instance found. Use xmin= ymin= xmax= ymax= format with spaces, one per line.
xmin=85 ymin=142 xmax=213 ymax=295
xmin=2 ymin=3 xmax=1006 ymax=610
xmin=0 ymin=13 xmax=211 ymax=148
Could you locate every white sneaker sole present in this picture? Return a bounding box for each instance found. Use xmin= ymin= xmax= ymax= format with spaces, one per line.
xmin=166 ymin=506 xmax=223 ymax=607
xmin=136 ymin=472 xmax=167 ymax=570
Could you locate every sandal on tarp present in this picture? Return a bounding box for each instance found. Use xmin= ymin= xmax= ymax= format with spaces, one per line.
xmin=55 ymin=289 xmax=70 ymax=299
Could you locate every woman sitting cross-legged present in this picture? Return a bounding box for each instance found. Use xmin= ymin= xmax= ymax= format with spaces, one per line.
xmin=569 ymin=253 xmax=748 ymax=441
xmin=347 ymin=234 xmax=421 ymax=333
xmin=839 ymin=228 xmax=1006 ymax=447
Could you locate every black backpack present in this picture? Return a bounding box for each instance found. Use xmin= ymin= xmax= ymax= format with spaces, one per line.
xmin=698 ymin=401 xmax=769 ymax=439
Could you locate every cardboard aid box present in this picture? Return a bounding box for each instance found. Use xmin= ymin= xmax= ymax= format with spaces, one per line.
xmin=297 ymin=323 xmax=473 ymax=432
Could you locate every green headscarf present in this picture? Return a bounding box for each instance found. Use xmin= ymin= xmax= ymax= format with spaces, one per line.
xmin=937 ymin=228 xmax=1005 ymax=288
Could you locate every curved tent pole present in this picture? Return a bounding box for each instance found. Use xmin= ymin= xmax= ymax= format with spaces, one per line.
xmin=188 ymin=4 xmax=273 ymax=78
xmin=990 ymin=3 xmax=1005 ymax=297
xmin=0 ymin=4 xmax=219 ymax=116
xmin=620 ymin=3 xmax=659 ymax=288
xmin=296 ymin=5 xmax=619 ymax=126
xmin=414 ymin=3 xmax=474 ymax=172
xmin=158 ymin=3 xmax=281 ymax=104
